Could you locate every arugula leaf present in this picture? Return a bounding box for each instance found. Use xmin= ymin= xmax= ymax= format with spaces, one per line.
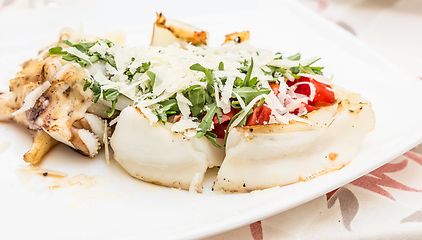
xmin=76 ymin=58 xmax=90 ymax=68
xmin=83 ymin=78 xmax=92 ymax=91
xmin=255 ymin=97 xmax=265 ymax=107
xmin=232 ymin=87 xmax=270 ymax=105
xmin=153 ymin=98 xmax=180 ymax=124
xmin=61 ymin=40 xmax=73 ymax=46
xmin=298 ymin=64 xmax=316 ymax=75
xmin=48 ymin=47 xmax=67 ymax=55
xmin=188 ymin=88 xmax=206 ymax=118
xmin=248 ymin=77 xmax=258 ymax=87
xmin=243 ymin=58 xmax=254 ymax=87
xmin=62 ymin=54 xmax=78 ymax=62
xmin=90 ymin=82 xmax=102 ymax=103
xmin=189 ymin=63 xmax=206 ymax=72
xmin=274 ymin=52 xmax=283 ymax=60
xmin=204 ymin=132 xmax=224 ymax=149
xmin=238 ymin=59 xmax=249 ymax=74
xmin=190 ymin=63 xmax=214 ymax=85
xmin=305 ymin=57 xmax=321 ymax=67
xmin=204 ymin=90 xmax=214 ymax=104
xmin=222 ymin=109 xmax=244 ymax=145
xmin=101 ymin=52 xmax=116 ymax=69
xmin=287 ymin=53 xmax=301 ymax=61
xmin=218 ymin=61 xmax=224 ymax=71
xmin=89 ymin=54 xmax=100 ymax=63
xmin=290 ymin=66 xmax=300 ymax=75
xmin=140 ymin=62 xmax=151 ymax=73
xmin=238 ymin=107 xmax=254 ymax=126
xmin=230 ymin=100 xmax=242 ymax=109
xmin=204 ymin=69 xmax=214 ymax=86
xmin=124 ymin=61 xmax=151 ymax=82
xmin=100 ymin=39 xmax=114 ymax=48
xmin=189 ymin=63 xmax=216 ymax=102
xmin=103 ymin=88 xmax=120 ymax=117
xmin=51 ymin=39 xmax=118 ymax=69
xmin=310 ymin=66 xmax=324 ymax=75
xmin=182 ymin=84 xmax=201 ymax=95
xmin=146 ymin=71 xmax=156 ymax=93
xmin=233 ymin=77 xmax=244 ymax=87
xmin=196 ymin=102 xmax=220 ymax=138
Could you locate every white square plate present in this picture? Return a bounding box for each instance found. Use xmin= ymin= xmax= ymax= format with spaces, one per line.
xmin=1 ymin=0 xmax=422 ymax=239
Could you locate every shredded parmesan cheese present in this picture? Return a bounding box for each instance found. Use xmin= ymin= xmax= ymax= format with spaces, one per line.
xmin=103 ymin=119 xmax=110 ymax=165
xmin=13 ymin=81 xmax=51 ymax=116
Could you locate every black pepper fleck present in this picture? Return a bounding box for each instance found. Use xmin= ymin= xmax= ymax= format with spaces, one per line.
xmin=43 ymin=172 xmax=48 ymax=176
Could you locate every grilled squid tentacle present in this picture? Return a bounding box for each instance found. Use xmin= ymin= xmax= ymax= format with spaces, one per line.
xmin=23 ymin=130 xmax=58 ymax=164
xmin=3 ymin=41 xmax=105 ymax=162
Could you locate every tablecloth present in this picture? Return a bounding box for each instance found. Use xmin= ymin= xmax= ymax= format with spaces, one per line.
xmin=1 ymin=0 xmax=422 ymax=239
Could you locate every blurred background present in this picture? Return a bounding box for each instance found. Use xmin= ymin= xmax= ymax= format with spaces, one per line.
xmin=1 ymin=0 xmax=421 ymax=77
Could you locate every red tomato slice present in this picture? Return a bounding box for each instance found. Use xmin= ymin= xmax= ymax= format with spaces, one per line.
xmin=212 ymin=122 xmax=229 ymax=138
xmin=212 ymin=107 xmax=240 ymax=125
xmin=287 ymin=76 xmax=335 ymax=106
xmin=211 ymin=107 xmax=240 ymax=138
xmin=293 ymin=103 xmax=318 ymax=115
xmin=269 ymin=82 xmax=280 ymax=96
xmin=246 ymin=104 xmax=272 ymax=126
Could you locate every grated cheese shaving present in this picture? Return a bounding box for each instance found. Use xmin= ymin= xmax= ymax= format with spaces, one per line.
xmin=13 ymin=81 xmax=51 ymax=116
xmin=61 ymin=36 xmax=330 ymax=137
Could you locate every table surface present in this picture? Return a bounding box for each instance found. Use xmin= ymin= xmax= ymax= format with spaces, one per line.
xmin=2 ymin=0 xmax=422 ymax=239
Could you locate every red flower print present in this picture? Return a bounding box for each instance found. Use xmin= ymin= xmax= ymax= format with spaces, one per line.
xmin=250 ymin=221 xmax=263 ymax=240
xmin=351 ymin=159 xmax=421 ymax=201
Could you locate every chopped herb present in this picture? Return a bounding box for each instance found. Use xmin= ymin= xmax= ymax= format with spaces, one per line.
xmin=83 ymin=78 xmax=92 ymax=91
xmin=102 ymin=52 xmax=116 ymax=69
xmin=153 ymin=98 xmax=179 ymax=124
xmin=91 ymin=82 xmax=102 ymax=103
xmin=49 ymin=39 xmax=117 ymax=69
xmin=274 ymin=52 xmax=283 ymax=60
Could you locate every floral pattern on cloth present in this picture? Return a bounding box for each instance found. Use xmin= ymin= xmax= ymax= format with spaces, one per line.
xmin=206 ymin=151 xmax=422 ymax=239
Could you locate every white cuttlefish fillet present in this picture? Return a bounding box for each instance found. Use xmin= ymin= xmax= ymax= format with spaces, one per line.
xmin=212 ymin=86 xmax=375 ymax=192
xmin=110 ymin=106 xmax=224 ymax=192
